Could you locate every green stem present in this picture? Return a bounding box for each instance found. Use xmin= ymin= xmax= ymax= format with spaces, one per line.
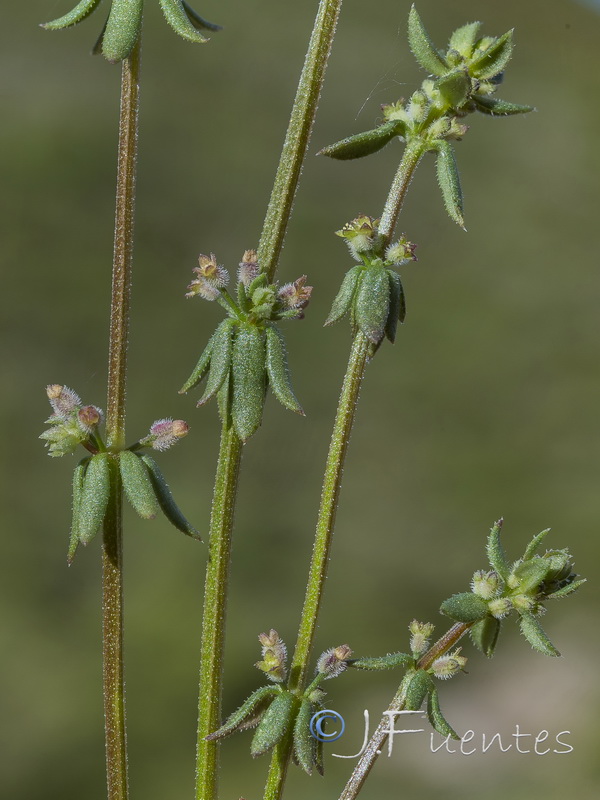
xmin=379 ymin=139 xmax=426 ymax=244
xmin=258 ymin=0 xmax=344 ymax=281
xmin=195 ymin=422 xmax=243 ymax=800
xmin=338 ymin=622 xmax=472 ymax=800
xmin=103 ymin=39 xmax=141 ymax=800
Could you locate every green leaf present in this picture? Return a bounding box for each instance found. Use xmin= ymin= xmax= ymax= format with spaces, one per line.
xmin=139 ymin=454 xmax=202 ymax=541
xmin=102 ymin=0 xmax=144 ymax=63
xmin=510 ymin=557 xmax=551 ymax=594
xmin=427 ymin=687 xmax=460 ymax=739
xmin=545 ymin=578 xmax=586 ymax=600
xmin=448 ymin=21 xmax=482 ymax=58
xmin=182 ymin=1 xmax=222 ymax=32
xmin=522 ymin=528 xmax=551 ymax=560
xmin=440 ymin=592 xmax=489 ymax=623
xmin=473 ymin=95 xmax=533 ymax=116
xmin=348 ymin=652 xmax=413 ymax=671
xmin=314 ymin=714 xmax=325 ymax=775
xmin=179 ymin=325 xmax=220 ymax=394
xmin=435 ymin=69 xmax=471 ymax=109
xmin=519 ymin=611 xmax=560 ymax=657
xmin=68 ymin=458 xmax=90 ymax=564
xmin=42 ymin=0 xmax=103 ymax=30
xmin=486 ymin=519 xmax=511 ymax=580
xmin=78 ymin=453 xmax=111 ymax=544
xmin=470 ymin=30 xmax=514 ymax=80
xmin=206 ymin=685 xmax=278 ymax=741
xmin=408 ymin=6 xmax=449 ymax=76
xmin=159 ymin=0 xmax=210 ymax=44
xmin=250 ymin=691 xmax=296 ymax=757
xmin=470 ymin=617 xmax=500 ymax=657
xmin=197 ymin=319 xmax=235 ymax=406
xmin=231 ymin=325 xmax=267 ymax=441
xmin=435 ymin=140 xmax=465 ymax=229
xmin=318 ymin=120 xmax=404 ymax=160
xmin=404 ymin=669 xmax=434 ymax=711
xmin=119 ymin=450 xmax=159 ymax=520
xmin=216 ymin=371 xmax=232 ymax=428
xmin=355 ymin=268 xmax=390 ymax=344
xmin=293 ymin=698 xmax=315 ymax=775
xmin=385 ymin=271 xmax=406 ymax=343
xmin=265 ymin=326 xmax=304 ymax=415
xmin=325 ymin=266 xmax=362 ymax=326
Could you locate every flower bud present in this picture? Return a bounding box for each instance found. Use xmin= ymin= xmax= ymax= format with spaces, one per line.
xmin=238 ymin=250 xmax=261 ymax=286
xmin=381 ymin=101 xmax=408 ymax=123
xmin=256 ymin=630 xmax=287 ymax=683
xmin=195 ymin=254 xmax=229 ymax=287
xmin=385 ymin=236 xmax=417 ymax=266
xmin=316 ymin=644 xmax=353 ymax=679
xmin=335 ymin=215 xmax=380 ymax=259
xmin=77 ymin=405 xmax=103 ymax=432
xmin=278 ymin=276 xmax=313 ymax=315
xmin=488 ymin=597 xmax=512 ymax=619
xmin=510 ymin=593 xmax=536 ymax=612
xmin=471 ymin=570 xmax=501 ymax=599
xmin=141 ymin=418 xmax=190 ymax=451
xmin=431 ymin=648 xmax=467 ymax=680
xmin=46 ymin=384 xmax=82 ymax=419
xmin=409 ymin=620 xmax=435 ymax=655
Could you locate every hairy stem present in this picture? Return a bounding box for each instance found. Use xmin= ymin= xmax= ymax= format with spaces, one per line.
xmin=195 ymin=423 xmax=243 ymax=800
xmin=379 ymin=139 xmax=426 ymax=244
xmin=258 ymin=0 xmax=344 ymax=281
xmin=103 ymin=39 xmax=141 ymax=800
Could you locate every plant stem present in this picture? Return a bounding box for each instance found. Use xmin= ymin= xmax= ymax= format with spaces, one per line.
xmin=338 ymin=622 xmax=473 ymax=800
xmin=258 ymin=0 xmax=344 ymax=281
xmin=379 ymin=139 xmax=426 ymax=244
xmin=103 ymin=38 xmax=141 ymax=800
xmin=195 ymin=422 xmax=243 ymax=800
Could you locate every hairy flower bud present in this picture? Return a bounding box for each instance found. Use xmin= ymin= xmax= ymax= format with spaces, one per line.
xmin=316 ymin=644 xmax=353 ymax=679
xmin=77 ymin=405 xmax=103 ymax=432
xmin=278 ymin=276 xmax=313 ymax=317
xmin=409 ymin=620 xmax=435 ymax=655
xmin=140 ymin=418 xmax=190 ymax=451
xmin=471 ymin=570 xmax=501 ymax=599
xmin=256 ymin=630 xmax=288 ymax=683
xmin=488 ymin=597 xmax=512 ymax=619
xmin=336 ymin=215 xmax=380 ymax=259
xmin=46 ymin=384 xmax=82 ymax=419
xmin=238 ymin=250 xmax=261 ymax=286
xmin=385 ymin=236 xmax=417 ymax=267
xmin=431 ymin=648 xmax=467 ymax=680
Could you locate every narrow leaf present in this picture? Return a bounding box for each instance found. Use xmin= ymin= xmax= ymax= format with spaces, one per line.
xmin=325 ymin=266 xmax=362 ymax=326
xmin=317 ymin=121 xmax=404 ymax=160
xmin=448 ymin=22 xmax=482 ymax=58
xmin=348 ymin=652 xmax=413 ymax=671
xmin=293 ymin=698 xmax=315 ymax=775
xmin=545 ymin=578 xmax=586 ymax=600
xmin=519 ymin=611 xmax=560 ymax=657
xmin=470 ymin=617 xmax=500 ymax=657
xmin=68 ymin=458 xmax=90 ymax=564
xmin=182 ymin=1 xmax=222 ymax=32
xmin=231 ymin=324 xmax=267 ymax=441
xmin=179 ymin=325 xmax=220 ymax=394
xmin=355 ymin=268 xmax=390 ymax=344
xmin=119 ymin=450 xmax=160 ymax=520
xmin=427 ymin=687 xmax=460 ymax=739
xmin=206 ymin=686 xmax=278 ymax=741
xmin=522 ymin=528 xmax=551 ymax=560
xmin=440 ymin=592 xmax=489 ymax=623
xmin=435 ymin=140 xmax=465 ymax=229
xmin=385 ymin=271 xmax=406 ymax=343
xmin=78 ymin=453 xmax=111 ymax=544
xmin=315 ymin=720 xmax=325 ymax=776
xmin=405 ymin=669 xmax=434 ymax=711
xmin=197 ymin=319 xmax=235 ymax=406
xmin=102 ymin=0 xmax=144 ymax=63
xmin=473 ymin=95 xmax=533 ymax=116
xmin=42 ymin=0 xmax=103 ymax=30
xmin=486 ymin=519 xmax=511 ymax=580
xmin=139 ymin=454 xmax=202 ymax=541
xmin=408 ymin=6 xmax=449 ymax=76
xmin=250 ymin=691 xmax=296 ymax=757
xmin=435 ymin=69 xmax=471 ymax=109
xmin=159 ymin=0 xmax=209 ymax=44
xmin=265 ymin=326 xmax=304 ymax=415
xmin=511 ymin=557 xmax=551 ymax=594
xmin=217 ymin=371 xmax=232 ymax=427
xmin=470 ymin=30 xmax=514 ymax=80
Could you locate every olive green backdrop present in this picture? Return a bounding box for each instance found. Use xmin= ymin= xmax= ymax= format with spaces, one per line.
xmin=2 ymin=1 xmax=599 ymax=798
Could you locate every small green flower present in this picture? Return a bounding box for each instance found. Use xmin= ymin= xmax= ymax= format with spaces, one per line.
xmin=42 ymin=0 xmax=221 ymax=63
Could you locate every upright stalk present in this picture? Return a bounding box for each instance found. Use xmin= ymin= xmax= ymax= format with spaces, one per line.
xmin=194 ymin=3 xmax=343 ymax=798
xmin=102 ymin=39 xmax=142 ymax=800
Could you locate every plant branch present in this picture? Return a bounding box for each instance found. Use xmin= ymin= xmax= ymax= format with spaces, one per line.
xmin=103 ymin=38 xmax=141 ymax=800
xmin=379 ymin=139 xmax=426 ymax=244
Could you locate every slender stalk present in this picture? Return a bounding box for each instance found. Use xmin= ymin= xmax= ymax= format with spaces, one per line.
xmin=379 ymin=139 xmax=426 ymax=244
xmin=338 ymin=622 xmax=473 ymax=800
xmin=258 ymin=0 xmax=344 ymax=280
xmin=195 ymin=422 xmax=243 ymax=800
xmin=102 ymin=39 xmax=142 ymax=800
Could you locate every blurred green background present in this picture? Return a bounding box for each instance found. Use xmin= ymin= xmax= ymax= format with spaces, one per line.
xmin=2 ymin=1 xmax=599 ymax=798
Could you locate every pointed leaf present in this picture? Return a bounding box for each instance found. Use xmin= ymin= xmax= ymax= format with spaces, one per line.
xmin=436 ymin=69 xmax=471 ymax=109
xmin=435 ymin=141 xmax=465 ymax=229
xmin=182 ymin=1 xmax=222 ymax=32
xmin=522 ymin=528 xmax=551 ymax=560
xmin=206 ymin=686 xmax=278 ymax=741
xmin=68 ymin=458 xmax=90 ymax=564
xmin=470 ymin=30 xmax=514 ymax=80
xmin=355 ymin=268 xmax=390 ymax=344
xmin=448 ymin=22 xmax=482 ymax=58
xmin=545 ymin=578 xmax=586 ymax=600
xmin=78 ymin=453 xmax=111 ymax=544
xmin=216 ymin=371 xmax=232 ymax=427
xmin=427 ymin=687 xmax=460 ymax=739
xmin=102 ymin=0 xmax=144 ymax=63
xmin=139 ymin=454 xmax=202 ymax=541
xmin=348 ymin=652 xmax=413 ymax=671
xmin=405 ymin=669 xmax=434 ymax=711
xmin=265 ymin=326 xmax=304 ymax=415
xmin=408 ymin=6 xmax=449 ymax=76
xmin=293 ymin=698 xmax=315 ymax=775
xmin=197 ymin=319 xmax=235 ymax=406
xmin=519 ymin=611 xmax=560 ymax=657
xmin=470 ymin=617 xmax=500 ymax=658
xmin=486 ymin=519 xmax=510 ymax=580
xmin=473 ymin=95 xmax=533 ymax=116
xmin=318 ymin=121 xmax=404 ymax=160
xmin=42 ymin=0 xmax=103 ymax=30
xmin=179 ymin=324 xmax=221 ymax=394
xmin=325 ymin=266 xmax=362 ymax=326
xmin=231 ymin=324 xmax=267 ymax=441
xmin=159 ymin=0 xmax=209 ymax=44
xmin=385 ymin=271 xmax=406 ymax=343
xmin=251 ymin=691 xmax=296 ymax=757
xmin=119 ymin=450 xmax=160 ymax=520
xmin=511 ymin=557 xmax=551 ymax=594
xmin=440 ymin=592 xmax=489 ymax=623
